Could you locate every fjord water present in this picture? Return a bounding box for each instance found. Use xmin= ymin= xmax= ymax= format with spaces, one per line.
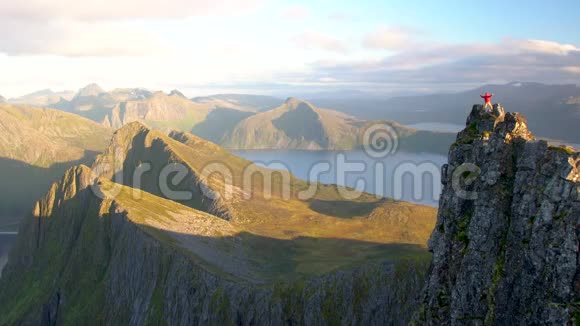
xmin=233 ymin=150 xmax=448 ymax=206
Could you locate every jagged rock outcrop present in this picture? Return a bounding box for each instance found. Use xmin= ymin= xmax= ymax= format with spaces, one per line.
xmin=415 ymin=104 xmax=579 ymax=324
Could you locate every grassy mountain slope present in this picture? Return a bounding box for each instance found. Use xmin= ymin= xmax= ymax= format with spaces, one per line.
xmin=0 ymin=121 xmax=437 ymax=323
xmin=0 ymin=164 xmax=431 ymax=324
xmin=0 ymin=104 xmax=111 ymax=223
xmin=93 ymin=122 xmax=437 ymax=245
xmin=191 ymin=108 xmax=254 ymax=143
xmin=221 ymin=97 xmax=454 ymax=153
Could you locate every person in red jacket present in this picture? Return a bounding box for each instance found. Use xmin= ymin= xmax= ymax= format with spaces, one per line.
xmin=480 ymin=92 xmax=493 ymax=111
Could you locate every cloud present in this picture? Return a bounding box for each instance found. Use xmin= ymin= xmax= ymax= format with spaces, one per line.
xmin=562 ymin=66 xmax=580 ymax=74
xmin=363 ymin=25 xmax=418 ymax=50
xmin=517 ymin=39 xmax=579 ymax=56
xmin=292 ymin=32 xmax=350 ymax=54
xmin=0 ymin=0 xmax=261 ymax=56
xmin=328 ymin=12 xmax=353 ymax=22
xmin=0 ymin=0 xmax=260 ymax=21
xmin=303 ymin=38 xmax=580 ymax=88
xmin=0 ymin=20 xmax=166 ymax=57
xmin=280 ymin=6 xmax=309 ymax=20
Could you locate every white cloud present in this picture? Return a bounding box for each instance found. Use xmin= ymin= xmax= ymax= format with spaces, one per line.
xmin=0 ymin=0 xmax=260 ymax=21
xmin=363 ymin=25 xmax=418 ymax=50
xmin=280 ymin=6 xmax=309 ymax=20
xmin=0 ymin=0 xmax=261 ymax=57
xmin=292 ymin=32 xmax=350 ymax=54
xmin=515 ymin=39 xmax=580 ymax=56
xmin=305 ymin=38 xmax=580 ymax=88
xmin=0 ymin=20 xmax=166 ymax=57
xmin=563 ymin=66 xmax=580 ymax=74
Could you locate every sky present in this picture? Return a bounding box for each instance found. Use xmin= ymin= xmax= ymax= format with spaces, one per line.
xmin=1 ymin=0 xmax=580 ymax=98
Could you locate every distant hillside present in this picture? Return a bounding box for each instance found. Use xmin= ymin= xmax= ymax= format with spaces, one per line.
xmin=218 ymin=98 xmax=454 ymax=153
xmin=191 ymin=108 xmax=254 ymax=143
xmin=53 ymin=83 xmax=118 ymax=122
xmin=0 ymin=104 xmax=111 ymax=222
xmin=9 ymin=89 xmax=75 ymax=107
xmin=103 ymin=91 xmax=211 ymax=130
xmin=309 ymin=82 xmax=580 ymax=143
xmin=191 ymin=94 xmax=282 ymax=112
xmin=49 ymin=84 xmax=211 ymax=131
xmin=109 ymin=87 xmax=153 ymax=102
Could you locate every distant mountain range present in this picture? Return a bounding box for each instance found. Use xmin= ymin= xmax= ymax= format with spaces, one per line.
xmin=8 ymin=89 xmax=75 ymax=107
xmin=7 ymin=84 xmax=456 ymax=153
xmin=191 ymin=94 xmax=281 ymax=112
xmin=308 ymin=82 xmax=580 ymax=144
xmin=9 ymin=81 xmax=579 ymax=149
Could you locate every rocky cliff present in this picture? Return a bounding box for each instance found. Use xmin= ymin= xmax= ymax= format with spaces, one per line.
xmin=415 ymin=104 xmax=579 ymax=324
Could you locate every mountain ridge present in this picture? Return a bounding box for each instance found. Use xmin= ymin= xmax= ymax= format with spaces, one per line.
xmin=0 ymin=120 xmax=438 ymax=324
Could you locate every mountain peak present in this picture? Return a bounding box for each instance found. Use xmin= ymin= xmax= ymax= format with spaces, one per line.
xmin=284 ymin=97 xmax=315 ymax=110
xmin=416 ymin=104 xmax=578 ymax=325
xmin=169 ymin=89 xmax=186 ymax=98
xmin=24 ymin=89 xmax=55 ymax=97
xmin=76 ymin=83 xmax=105 ymax=97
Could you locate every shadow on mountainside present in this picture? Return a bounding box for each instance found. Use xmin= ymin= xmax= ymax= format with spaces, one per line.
xmin=191 ymin=108 xmax=254 ymax=143
xmin=137 ymin=225 xmax=430 ymax=283
xmin=307 ymin=199 xmax=383 ymax=219
xmin=0 ymin=184 xmax=432 ymax=325
xmin=0 ymin=150 xmax=100 ymax=226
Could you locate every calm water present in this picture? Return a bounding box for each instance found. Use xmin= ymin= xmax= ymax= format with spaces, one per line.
xmin=0 ymin=234 xmax=16 ymax=278
xmin=406 ymin=122 xmax=464 ymax=132
xmin=233 ymin=150 xmax=447 ymax=206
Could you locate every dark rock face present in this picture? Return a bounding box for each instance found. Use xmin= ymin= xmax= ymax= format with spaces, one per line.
xmin=415 ymin=104 xmax=580 ymax=324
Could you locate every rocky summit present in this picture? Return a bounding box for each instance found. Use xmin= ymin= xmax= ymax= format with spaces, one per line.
xmin=415 ymin=104 xmax=579 ymax=324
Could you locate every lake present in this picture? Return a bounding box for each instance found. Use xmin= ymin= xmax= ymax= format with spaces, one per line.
xmin=0 ymin=234 xmax=16 ymax=278
xmin=406 ymin=122 xmax=464 ymax=132
xmin=233 ymin=150 xmax=448 ymax=206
